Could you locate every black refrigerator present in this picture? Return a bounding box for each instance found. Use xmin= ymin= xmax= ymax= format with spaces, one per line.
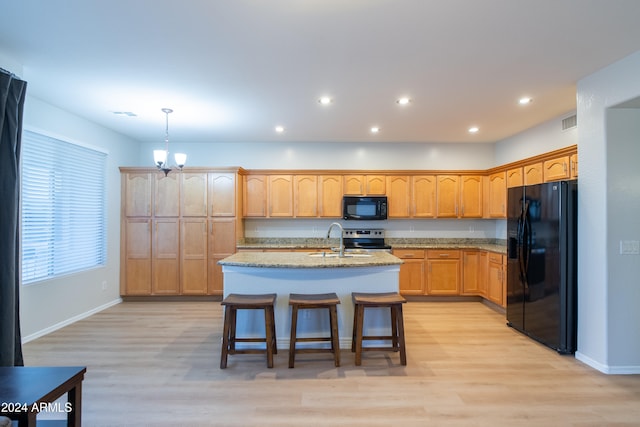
xmin=506 ymin=180 xmax=577 ymax=354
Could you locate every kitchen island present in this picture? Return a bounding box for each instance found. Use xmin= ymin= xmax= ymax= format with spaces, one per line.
xmin=218 ymin=251 xmax=402 ymax=349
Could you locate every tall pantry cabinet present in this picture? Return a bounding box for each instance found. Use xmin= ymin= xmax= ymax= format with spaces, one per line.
xmin=120 ymin=167 xmax=242 ymax=296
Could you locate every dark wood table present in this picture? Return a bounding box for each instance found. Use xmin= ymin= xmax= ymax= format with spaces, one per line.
xmin=0 ymin=366 xmax=86 ymax=426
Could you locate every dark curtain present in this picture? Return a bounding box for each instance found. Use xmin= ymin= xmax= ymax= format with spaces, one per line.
xmin=0 ymin=68 xmax=27 ymax=366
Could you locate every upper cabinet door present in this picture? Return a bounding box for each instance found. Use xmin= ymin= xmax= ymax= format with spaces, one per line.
xmin=460 ymin=175 xmax=483 ymax=218
xmin=543 ymin=156 xmax=570 ymax=182
xmin=524 ymin=163 xmax=543 ymax=185
xmin=436 ymin=175 xmax=460 ymax=218
xmin=366 ymin=175 xmax=386 ymax=195
xmin=269 ymin=175 xmax=293 ymax=217
xmin=343 ymin=174 xmax=385 ymax=195
xmin=294 ymin=175 xmax=318 ymax=217
xmin=181 ymin=173 xmax=208 ymax=217
xmin=487 ymin=172 xmax=506 ymax=218
xmin=209 ymin=172 xmax=236 ymax=217
xmin=412 ymin=175 xmax=436 ymax=218
xmin=124 ymin=172 xmax=152 ymax=217
xmin=386 ymin=175 xmax=411 ymax=218
xmin=318 ymin=175 xmax=343 ymax=217
xmin=343 ymin=175 xmax=365 ymax=195
xmin=570 ymin=153 xmax=578 ymax=179
xmin=154 ymin=173 xmax=180 ymax=217
xmin=506 ymin=167 xmax=523 ymax=189
xmin=243 ymin=175 xmax=267 ymax=217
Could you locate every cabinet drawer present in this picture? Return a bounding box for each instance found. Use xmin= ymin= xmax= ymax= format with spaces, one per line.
xmin=393 ymin=249 xmax=426 ymax=259
xmin=488 ymin=252 xmax=503 ymax=264
xmin=427 ymin=249 xmax=460 ymax=259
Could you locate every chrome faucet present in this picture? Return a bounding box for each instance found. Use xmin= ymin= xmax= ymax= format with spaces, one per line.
xmin=326 ymin=222 xmax=345 ymax=257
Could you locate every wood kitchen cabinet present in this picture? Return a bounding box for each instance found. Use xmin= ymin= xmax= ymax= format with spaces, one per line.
xmin=121 ymin=167 xmax=242 ymax=297
xmin=154 ymin=174 xmax=180 ymax=217
xmin=180 ymin=218 xmax=208 ymax=294
xmin=343 ymin=174 xmax=385 ymax=195
xmin=506 ymin=167 xmax=523 ymax=189
xmin=388 ymin=175 xmax=438 ymax=218
xmin=524 ymin=162 xmax=543 ymax=185
xmin=462 ymin=250 xmax=486 ymax=296
xmin=181 ymin=173 xmax=208 ymax=217
xmin=393 ymin=249 xmax=425 ymax=295
xmin=570 ymin=153 xmax=578 ymax=178
xmin=318 ymin=175 xmax=343 ymax=217
xmin=426 ymin=250 xmax=461 ymax=295
xmin=294 ymin=175 xmax=318 ymax=217
xmin=209 ymin=172 xmax=237 ymax=217
xmin=152 ymin=218 xmax=180 ymax=294
xmin=487 ymin=172 xmax=506 ymax=218
xmin=412 ymin=175 xmax=436 ymax=218
xmin=543 ymin=156 xmax=571 ymax=182
xmin=460 ymin=175 xmax=483 ymax=218
xmin=268 ymin=175 xmax=293 ymax=217
xmin=243 ymin=174 xmax=267 ymax=217
xmin=123 ymin=172 xmax=152 ymax=217
xmin=208 ymin=218 xmax=237 ymax=295
xmin=122 ymin=218 xmax=152 ymax=295
xmin=436 ymin=175 xmax=460 ymax=218
xmin=487 ymin=252 xmax=505 ymax=307
xmin=387 ymin=175 xmax=411 ymax=218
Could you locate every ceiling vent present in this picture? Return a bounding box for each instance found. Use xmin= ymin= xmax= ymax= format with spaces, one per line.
xmin=561 ymin=114 xmax=577 ymax=131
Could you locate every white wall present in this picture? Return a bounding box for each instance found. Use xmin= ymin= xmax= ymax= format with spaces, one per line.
xmin=19 ymin=97 xmax=139 ymax=341
xmin=138 ymin=141 xmax=496 ymax=170
xmin=246 ymin=218 xmax=498 ymax=240
xmin=605 ymin=108 xmax=640 ymax=368
xmin=576 ymin=49 xmax=640 ymax=373
xmin=494 ymin=111 xmax=577 ymax=165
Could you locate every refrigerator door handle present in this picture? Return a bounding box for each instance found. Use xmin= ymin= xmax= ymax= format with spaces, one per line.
xmin=520 ymin=201 xmax=531 ymax=289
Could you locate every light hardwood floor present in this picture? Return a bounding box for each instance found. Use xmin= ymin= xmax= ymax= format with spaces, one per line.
xmin=23 ymin=301 xmax=640 ymax=426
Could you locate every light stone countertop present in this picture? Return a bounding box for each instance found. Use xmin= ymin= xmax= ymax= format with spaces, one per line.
xmin=218 ymin=251 xmax=403 ymax=269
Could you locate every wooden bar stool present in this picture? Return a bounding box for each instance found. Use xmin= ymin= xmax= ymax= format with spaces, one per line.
xmin=351 ymin=292 xmax=407 ymax=366
xmin=288 ymin=292 xmax=341 ymax=368
xmin=220 ymin=293 xmax=277 ymax=369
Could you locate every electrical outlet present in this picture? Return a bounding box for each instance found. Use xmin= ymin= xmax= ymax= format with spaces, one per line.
xmin=620 ymin=240 xmax=640 ymax=255
xmin=101 ymin=280 xmax=107 ymax=290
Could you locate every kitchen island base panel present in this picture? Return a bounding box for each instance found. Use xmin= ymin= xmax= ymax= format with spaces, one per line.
xmin=221 ymin=265 xmax=400 ymax=350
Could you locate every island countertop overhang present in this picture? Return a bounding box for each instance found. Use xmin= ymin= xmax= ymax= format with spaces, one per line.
xmin=218 ymin=251 xmax=403 ymax=268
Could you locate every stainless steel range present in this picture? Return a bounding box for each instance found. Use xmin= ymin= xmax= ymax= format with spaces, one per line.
xmin=342 ymin=228 xmax=392 ymax=252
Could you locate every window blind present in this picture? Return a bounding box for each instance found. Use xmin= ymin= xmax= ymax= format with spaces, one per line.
xmin=21 ymin=130 xmax=107 ymax=284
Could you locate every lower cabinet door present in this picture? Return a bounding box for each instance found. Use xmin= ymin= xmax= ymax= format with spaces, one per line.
xmin=399 ymin=258 xmax=425 ymax=295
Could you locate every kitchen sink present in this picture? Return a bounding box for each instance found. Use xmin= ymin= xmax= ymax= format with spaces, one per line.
xmin=307 ymin=252 xmax=372 ymax=258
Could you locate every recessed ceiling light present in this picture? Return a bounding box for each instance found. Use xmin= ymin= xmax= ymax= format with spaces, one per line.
xmin=468 ymin=126 xmax=479 ymax=133
xmin=519 ymin=97 xmax=533 ymax=105
xmin=275 ymin=126 xmax=285 ymax=133
xmin=371 ymin=127 xmax=380 ymax=133
xmin=318 ymin=96 xmax=332 ymax=105
xmin=396 ymin=97 xmax=411 ymax=105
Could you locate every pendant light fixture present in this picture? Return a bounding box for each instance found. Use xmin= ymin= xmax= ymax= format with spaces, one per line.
xmin=153 ymin=108 xmax=187 ymax=176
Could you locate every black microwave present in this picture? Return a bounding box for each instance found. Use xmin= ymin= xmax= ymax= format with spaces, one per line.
xmin=343 ymin=196 xmax=388 ymax=220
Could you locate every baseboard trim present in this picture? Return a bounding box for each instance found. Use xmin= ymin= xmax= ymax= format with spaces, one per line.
xmin=22 ymin=298 xmax=123 ymax=343
xmin=575 ymin=351 xmax=640 ymax=374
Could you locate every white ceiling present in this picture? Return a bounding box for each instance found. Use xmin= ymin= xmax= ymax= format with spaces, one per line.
xmin=2 ymin=0 xmax=640 ymax=145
